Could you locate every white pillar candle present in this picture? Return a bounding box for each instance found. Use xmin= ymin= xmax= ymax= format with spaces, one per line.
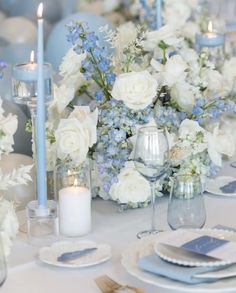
xmin=59 ymin=186 xmax=91 ymax=237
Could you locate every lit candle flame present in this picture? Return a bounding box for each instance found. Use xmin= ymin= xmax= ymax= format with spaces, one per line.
xmin=30 ymin=50 xmax=35 ymax=63
xmin=74 ymin=178 xmax=78 ymax=187
xmin=37 ymin=3 xmax=43 ymax=19
xmin=208 ymin=21 xmax=213 ymax=33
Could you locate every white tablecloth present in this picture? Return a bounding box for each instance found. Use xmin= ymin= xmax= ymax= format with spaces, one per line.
xmin=2 ymin=161 xmax=236 ymax=293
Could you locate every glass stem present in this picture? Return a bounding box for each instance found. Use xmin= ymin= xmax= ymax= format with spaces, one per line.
xmin=30 ymin=108 xmax=37 ymax=166
xmin=150 ymin=181 xmax=156 ymax=231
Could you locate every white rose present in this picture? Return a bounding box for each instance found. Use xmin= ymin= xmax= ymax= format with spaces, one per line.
xmin=222 ymin=57 xmax=236 ymax=93
xmin=55 ymin=118 xmax=90 ymax=165
xmin=164 ymin=1 xmax=191 ymax=27
xmin=171 ymin=82 xmax=196 ymax=113
xmin=181 ymin=48 xmax=199 ymax=65
xmin=182 ymin=21 xmax=200 ymax=41
xmin=111 ymin=71 xmax=158 ymax=110
xmin=60 ymin=48 xmax=86 ymax=79
xmin=151 ymin=56 xmax=188 ymax=88
xmin=53 ymin=84 xmax=75 ymax=114
xmin=207 ymin=124 xmax=235 ymax=167
xmin=109 ymin=161 xmax=151 ymax=203
xmin=143 ymin=25 xmax=182 ymax=51
xmin=69 ymin=106 xmax=98 ymax=147
xmin=221 ymin=115 xmax=236 ymax=150
xmin=203 ymin=68 xmax=223 ymax=95
xmin=0 ymin=114 xmax=18 ymax=157
xmin=0 ymin=198 xmax=19 ymax=257
xmin=179 ymin=119 xmax=206 ymax=139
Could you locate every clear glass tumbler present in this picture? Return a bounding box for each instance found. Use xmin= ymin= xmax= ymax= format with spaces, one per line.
xmin=167 ymin=174 xmax=206 ymax=230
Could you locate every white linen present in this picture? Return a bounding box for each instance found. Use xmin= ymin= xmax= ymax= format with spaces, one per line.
xmin=2 ymin=160 xmax=236 ymax=293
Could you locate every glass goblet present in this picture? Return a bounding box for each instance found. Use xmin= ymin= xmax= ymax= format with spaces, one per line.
xmin=133 ymin=126 xmax=169 ymax=238
xmin=167 ymin=174 xmax=206 ymax=230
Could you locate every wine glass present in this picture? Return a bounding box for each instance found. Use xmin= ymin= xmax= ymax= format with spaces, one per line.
xmin=0 ymin=233 xmax=7 ymax=287
xmin=133 ymin=126 xmax=169 ymax=238
xmin=167 ymin=174 xmax=206 ymax=230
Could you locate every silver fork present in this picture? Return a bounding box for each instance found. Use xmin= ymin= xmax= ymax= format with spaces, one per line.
xmin=95 ymin=275 xmax=146 ymax=293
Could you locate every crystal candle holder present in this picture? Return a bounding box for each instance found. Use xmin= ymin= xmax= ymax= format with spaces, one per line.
xmin=12 ymin=62 xmax=53 ymax=111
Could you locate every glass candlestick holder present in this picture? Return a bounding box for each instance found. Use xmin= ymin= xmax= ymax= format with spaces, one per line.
xmin=11 ymin=62 xmax=54 ymax=200
xmin=12 ymin=61 xmax=58 ymax=244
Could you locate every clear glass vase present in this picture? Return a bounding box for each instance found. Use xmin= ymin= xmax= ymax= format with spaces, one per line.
xmin=54 ymin=160 xmax=91 ymax=200
xmin=55 ymin=159 xmax=91 ymax=237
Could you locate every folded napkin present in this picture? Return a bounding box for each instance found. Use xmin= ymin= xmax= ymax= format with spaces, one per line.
xmin=138 ymin=254 xmax=229 ymax=284
xmin=220 ymin=180 xmax=236 ymax=193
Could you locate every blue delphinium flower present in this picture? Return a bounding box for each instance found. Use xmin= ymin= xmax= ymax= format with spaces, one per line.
xmin=140 ymin=0 xmax=157 ymax=29
xmin=191 ymin=97 xmax=236 ymax=125
xmin=0 ymin=61 xmax=7 ymax=79
xmin=67 ymin=22 xmax=115 ymax=104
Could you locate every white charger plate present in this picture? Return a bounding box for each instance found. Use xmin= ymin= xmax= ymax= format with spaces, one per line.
xmin=154 ymin=230 xmax=234 ymax=267
xmin=39 ymin=240 xmax=111 ymax=268
xmin=121 ymin=229 xmax=236 ymax=293
xmin=205 ymin=176 xmax=236 ymax=197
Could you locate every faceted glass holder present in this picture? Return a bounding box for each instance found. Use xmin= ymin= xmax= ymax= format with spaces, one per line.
xmin=26 ymin=200 xmax=58 ymax=246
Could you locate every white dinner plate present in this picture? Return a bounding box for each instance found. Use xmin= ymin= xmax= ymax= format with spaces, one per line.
xmin=205 ymin=176 xmax=236 ymax=197
xmin=39 ymin=240 xmax=111 ymax=268
xmin=154 ymin=230 xmax=234 ymax=267
xmin=121 ymin=229 xmax=236 ymax=293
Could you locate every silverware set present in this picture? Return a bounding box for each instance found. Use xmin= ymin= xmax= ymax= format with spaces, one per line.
xmin=95 ymin=275 xmax=145 ymax=293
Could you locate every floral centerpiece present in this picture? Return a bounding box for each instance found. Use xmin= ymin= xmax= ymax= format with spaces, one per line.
xmin=0 ymin=89 xmax=32 ymax=256
xmin=45 ymin=1 xmax=236 ymax=208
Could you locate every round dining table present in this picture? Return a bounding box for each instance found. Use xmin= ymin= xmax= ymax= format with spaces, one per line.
xmin=2 ymin=160 xmax=236 ymax=293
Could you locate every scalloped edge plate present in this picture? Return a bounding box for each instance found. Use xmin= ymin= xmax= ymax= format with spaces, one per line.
xmin=121 ymin=229 xmax=236 ymax=292
xmin=154 ymin=230 xmax=234 ymax=267
xmin=205 ymin=176 xmax=236 ymax=197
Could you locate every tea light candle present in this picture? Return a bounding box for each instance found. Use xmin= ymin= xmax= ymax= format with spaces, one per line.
xmin=12 ymin=51 xmax=51 ymax=82
xmin=59 ymin=179 xmax=91 ymax=237
xmin=196 ymin=21 xmax=225 ymax=48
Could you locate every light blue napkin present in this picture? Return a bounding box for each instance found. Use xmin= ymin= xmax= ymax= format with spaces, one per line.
xmin=138 ymin=254 xmax=228 ymax=284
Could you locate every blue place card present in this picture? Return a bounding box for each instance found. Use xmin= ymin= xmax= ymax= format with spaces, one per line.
xmin=182 ymin=236 xmax=228 ymax=255
xmin=159 ymin=230 xmax=236 ymax=262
